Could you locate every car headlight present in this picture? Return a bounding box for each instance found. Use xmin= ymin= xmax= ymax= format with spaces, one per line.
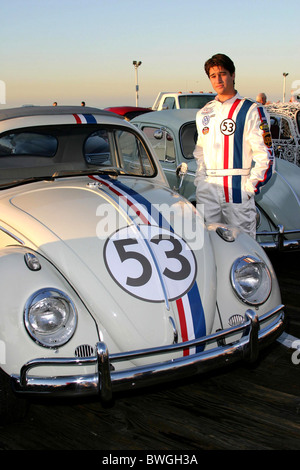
xmin=24 ymin=288 xmax=77 ymax=348
xmin=230 ymin=256 xmax=271 ymax=305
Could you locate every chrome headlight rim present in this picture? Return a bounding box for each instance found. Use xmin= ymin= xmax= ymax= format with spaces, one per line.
xmin=230 ymin=255 xmax=272 ymax=306
xmin=24 ymin=288 xmax=77 ymax=348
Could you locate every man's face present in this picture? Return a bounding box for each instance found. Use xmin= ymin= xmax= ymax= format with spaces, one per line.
xmin=208 ymin=65 xmax=235 ymax=97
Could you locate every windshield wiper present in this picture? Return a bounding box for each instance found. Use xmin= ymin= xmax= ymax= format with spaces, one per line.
xmin=52 ymin=167 xmax=126 ymax=178
xmin=0 ymin=175 xmax=56 ymax=190
xmin=0 ymin=167 xmax=127 ymax=190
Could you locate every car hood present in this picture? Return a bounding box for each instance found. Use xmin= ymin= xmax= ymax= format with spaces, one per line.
xmin=7 ymin=176 xmax=216 ymax=354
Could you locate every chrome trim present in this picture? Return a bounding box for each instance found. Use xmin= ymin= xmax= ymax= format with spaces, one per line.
xmin=23 ymin=288 xmax=78 ymax=348
xmin=163 ymin=168 xmax=195 ymax=178
xmin=257 ymin=224 xmax=300 ymax=251
xmin=173 ymin=163 xmax=188 ymax=191
xmin=24 ymin=252 xmax=41 ymax=271
xmin=0 ymin=226 xmax=24 ymax=245
xmin=230 ymin=256 xmax=272 ymax=306
xmin=169 ymin=316 xmax=178 ymax=343
xmin=12 ymin=305 xmax=285 ymax=401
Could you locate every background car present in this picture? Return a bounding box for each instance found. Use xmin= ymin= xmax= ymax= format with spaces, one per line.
xmin=0 ymin=105 xmax=284 ymax=422
xmin=104 ymin=106 xmax=153 ymax=120
xmin=152 ymin=91 xmax=216 ymax=110
xmin=267 ymin=102 xmax=300 ymax=167
xmin=133 ymin=109 xmax=300 ymax=251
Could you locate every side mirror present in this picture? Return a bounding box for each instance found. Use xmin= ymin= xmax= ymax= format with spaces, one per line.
xmin=154 ymin=129 xmax=163 ymax=140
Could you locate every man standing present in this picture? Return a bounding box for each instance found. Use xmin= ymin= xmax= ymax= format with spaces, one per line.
xmin=256 ymin=93 xmax=267 ymax=105
xmin=193 ymin=53 xmax=274 ymax=238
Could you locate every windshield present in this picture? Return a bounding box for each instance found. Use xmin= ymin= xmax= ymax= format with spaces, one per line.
xmin=0 ymin=124 xmax=155 ymax=188
xmin=180 ymin=122 xmax=198 ymax=159
xmin=178 ymin=95 xmax=215 ymax=109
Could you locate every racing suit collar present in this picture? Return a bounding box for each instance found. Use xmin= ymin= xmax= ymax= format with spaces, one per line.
xmin=215 ymin=91 xmax=241 ymax=104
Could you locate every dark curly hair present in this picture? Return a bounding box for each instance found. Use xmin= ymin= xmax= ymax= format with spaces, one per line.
xmin=204 ymin=54 xmax=235 ymax=77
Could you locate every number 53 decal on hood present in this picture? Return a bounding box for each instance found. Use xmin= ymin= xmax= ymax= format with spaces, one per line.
xmin=104 ymin=225 xmax=197 ymax=303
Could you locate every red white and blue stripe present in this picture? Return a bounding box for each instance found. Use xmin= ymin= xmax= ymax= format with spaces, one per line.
xmin=73 ymin=113 xmax=97 ymax=124
xmin=90 ymin=174 xmax=206 ymax=355
xmin=223 ymin=99 xmax=273 ymax=203
xmin=255 ymin=106 xmax=274 ymax=194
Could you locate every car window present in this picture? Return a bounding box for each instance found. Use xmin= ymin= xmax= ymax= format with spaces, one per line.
xmin=270 ymin=116 xmax=280 ymax=139
xmin=280 ymin=118 xmax=292 ymax=140
xmin=84 ymin=130 xmax=111 ymax=165
xmin=84 ymin=128 xmax=155 ymax=176
xmin=115 ymin=129 xmax=155 ymax=176
xmin=0 ymin=132 xmax=57 ymax=157
xmin=180 ymin=122 xmax=198 ymax=159
xmin=162 ymin=97 xmax=176 ymax=110
xmin=270 ymin=115 xmax=292 ymax=140
xmin=178 ymin=95 xmax=214 ymax=109
xmin=142 ymin=126 xmax=175 ymax=163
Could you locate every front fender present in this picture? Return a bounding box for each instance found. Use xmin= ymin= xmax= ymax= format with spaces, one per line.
xmin=0 ymin=246 xmax=99 ymax=375
xmin=256 ymin=162 xmax=300 ymax=232
xmin=207 ymin=225 xmax=282 ymax=334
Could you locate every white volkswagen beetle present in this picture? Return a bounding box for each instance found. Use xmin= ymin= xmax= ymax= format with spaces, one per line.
xmin=0 ymin=106 xmax=284 ymax=422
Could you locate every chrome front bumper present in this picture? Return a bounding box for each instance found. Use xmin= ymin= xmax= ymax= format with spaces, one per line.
xmin=257 ymin=224 xmax=300 ymax=251
xmin=12 ymin=305 xmax=285 ymax=402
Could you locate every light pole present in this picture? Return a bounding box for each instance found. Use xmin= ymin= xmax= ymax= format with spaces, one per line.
xmin=133 ymin=61 xmax=142 ymax=106
xmin=283 ymin=73 xmax=289 ymax=102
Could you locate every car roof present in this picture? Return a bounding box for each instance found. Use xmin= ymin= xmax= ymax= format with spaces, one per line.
xmin=0 ymin=105 xmax=121 ymax=122
xmin=266 ymin=102 xmax=300 ymax=118
xmin=132 ymin=109 xmax=199 ymax=127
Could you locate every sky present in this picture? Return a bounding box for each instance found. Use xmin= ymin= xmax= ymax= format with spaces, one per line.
xmin=0 ymin=0 xmax=299 ymax=109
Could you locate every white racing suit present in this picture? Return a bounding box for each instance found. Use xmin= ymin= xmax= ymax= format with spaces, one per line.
xmin=193 ymin=93 xmax=274 ymax=238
